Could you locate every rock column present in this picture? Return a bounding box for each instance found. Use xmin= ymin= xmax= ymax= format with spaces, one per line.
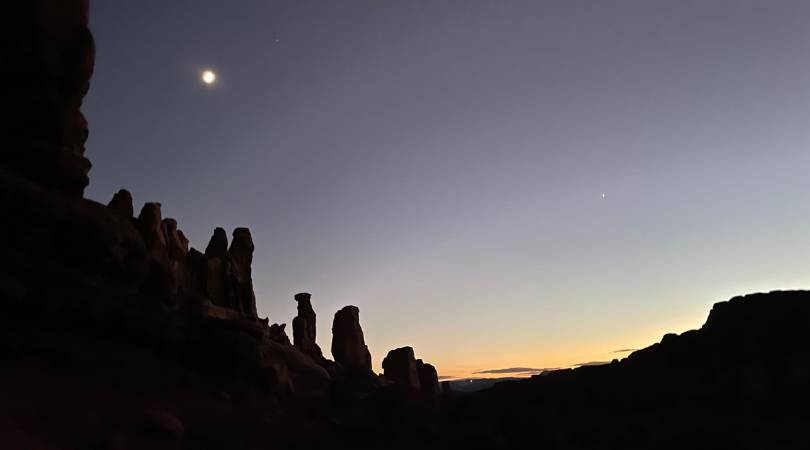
xmin=382 ymin=347 xmax=421 ymax=391
xmin=293 ymin=293 xmax=323 ymax=360
xmin=331 ymin=306 xmax=372 ymax=372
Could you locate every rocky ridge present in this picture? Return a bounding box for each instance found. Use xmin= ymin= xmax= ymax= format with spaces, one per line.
xmin=2 ymin=2 xmax=442 ymax=443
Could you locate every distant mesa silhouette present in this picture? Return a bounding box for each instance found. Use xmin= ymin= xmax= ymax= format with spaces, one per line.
xmin=573 ymin=360 xmax=611 ymax=367
xmin=474 ymin=367 xmax=550 ymax=375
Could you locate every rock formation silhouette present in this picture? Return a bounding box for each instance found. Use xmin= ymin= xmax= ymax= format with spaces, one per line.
xmin=417 ymin=359 xmax=441 ymax=397
xmin=4 ymin=2 xmax=810 ymax=449
xmin=108 ymin=188 xmax=134 ymax=217
xmin=383 ymin=346 xmax=421 ymax=391
xmin=331 ymin=306 xmax=373 ymax=373
xmin=292 ymin=292 xmax=323 ymax=360
xmin=382 ymin=347 xmax=441 ymax=398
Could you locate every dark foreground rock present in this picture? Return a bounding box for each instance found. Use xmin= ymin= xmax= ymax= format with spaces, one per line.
xmin=449 ymin=290 xmax=810 ymax=449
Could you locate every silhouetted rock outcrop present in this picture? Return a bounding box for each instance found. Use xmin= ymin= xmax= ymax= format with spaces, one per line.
xmin=5 ymin=0 xmax=95 ymax=197
xmin=197 ymin=227 xmax=231 ymax=308
xmin=331 ymin=306 xmax=372 ymax=372
xmin=205 ymin=227 xmax=229 ymax=258
xmin=417 ymin=359 xmax=441 ymax=397
xmin=293 ymin=292 xmax=323 ymax=360
xmin=164 ymin=225 xmax=261 ymax=320
xmin=229 ymin=227 xmax=258 ymax=318
xmin=108 ymin=189 xmax=134 ymax=218
xmin=137 ymin=202 xmax=173 ymax=297
xmin=381 ymin=348 xmax=441 ymax=398
xmin=447 ymin=290 xmax=810 ymax=449
xmin=383 ymin=346 xmax=421 ymax=391
xmin=269 ymin=323 xmax=291 ymax=345
xmin=163 ymin=218 xmax=188 ymax=295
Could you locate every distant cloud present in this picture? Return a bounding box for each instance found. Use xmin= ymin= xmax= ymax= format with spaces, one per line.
xmin=612 ymin=348 xmax=637 ymax=354
xmin=437 ymin=375 xmax=453 ymax=380
xmin=474 ymin=367 xmax=549 ymax=375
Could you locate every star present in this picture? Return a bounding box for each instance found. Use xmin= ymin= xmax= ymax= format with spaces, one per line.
xmin=601 ymin=193 xmax=607 ymax=199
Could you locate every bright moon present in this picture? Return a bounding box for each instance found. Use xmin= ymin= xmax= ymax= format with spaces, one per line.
xmin=201 ymin=70 xmax=216 ymax=85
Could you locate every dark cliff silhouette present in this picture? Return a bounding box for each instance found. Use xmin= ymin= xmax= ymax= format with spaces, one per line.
xmin=1 ymin=2 xmax=441 ymax=448
xmin=445 ymin=290 xmax=810 ymax=449
xmin=3 ymin=2 xmax=810 ymax=449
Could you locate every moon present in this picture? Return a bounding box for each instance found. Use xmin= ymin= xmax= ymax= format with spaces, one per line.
xmin=201 ymin=70 xmax=217 ymax=85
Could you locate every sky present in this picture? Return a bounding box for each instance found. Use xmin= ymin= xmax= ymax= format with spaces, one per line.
xmin=86 ymin=0 xmax=810 ymax=379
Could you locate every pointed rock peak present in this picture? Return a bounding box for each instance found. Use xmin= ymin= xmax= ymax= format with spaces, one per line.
xmin=204 ymin=227 xmax=228 ymax=258
xmin=108 ymin=189 xmax=133 ymax=218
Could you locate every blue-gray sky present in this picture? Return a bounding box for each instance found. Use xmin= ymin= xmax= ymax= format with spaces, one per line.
xmin=86 ymin=1 xmax=810 ymax=377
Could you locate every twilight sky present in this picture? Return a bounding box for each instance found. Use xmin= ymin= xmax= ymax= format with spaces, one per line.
xmin=86 ymin=0 xmax=810 ymax=378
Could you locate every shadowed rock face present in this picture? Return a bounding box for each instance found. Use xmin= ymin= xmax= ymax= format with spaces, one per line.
xmin=200 ymin=227 xmax=232 ymax=307
xmin=383 ymin=347 xmax=421 ymax=391
xmin=416 ymin=359 xmax=441 ymax=397
xmin=162 ymin=218 xmax=188 ymax=296
xmin=108 ymin=189 xmax=134 ymax=218
xmin=293 ymin=293 xmax=323 ymax=360
xmin=229 ymin=228 xmax=257 ymax=318
xmin=5 ymin=0 xmax=95 ymax=197
xmin=446 ymin=290 xmax=810 ymax=449
xmin=331 ymin=306 xmax=372 ymax=372
xmin=381 ymin=347 xmax=441 ymax=398
xmin=137 ymin=202 xmax=172 ymax=297
xmin=126 ymin=200 xmax=260 ymax=318
xmin=269 ymin=323 xmax=291 ymax=345
xmin=204 ymin=227 xmax=228 ymax=259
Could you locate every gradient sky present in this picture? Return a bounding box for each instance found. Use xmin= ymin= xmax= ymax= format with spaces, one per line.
xmin=86 ymin=0 xmax=810 ymax=378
